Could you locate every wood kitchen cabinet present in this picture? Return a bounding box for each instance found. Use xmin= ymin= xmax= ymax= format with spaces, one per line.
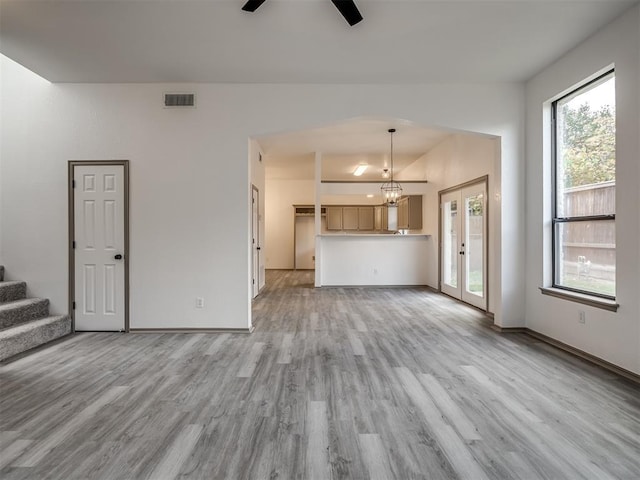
xmin=397 ymin=195 xmax=423 ymax=230
xmin=374 ymin=205 xmax=390 ymax=231
xmin=326 ymin=207 xmax=343 ymax=230
xmin=342 ymin=207 xmax=359 ymax=230
xmin=358 ymin=207 xmax=374 ymax=231
xmin=374 ymin=206 xmax=383 ymax=231
xmin=398 ymin=198 xmax=408 ymax=229
xmin=325 ymin=201 xmax=417 ymax=232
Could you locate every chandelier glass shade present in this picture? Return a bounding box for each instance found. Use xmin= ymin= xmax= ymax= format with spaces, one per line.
xmin=381 ymin=180 xmax=402 ymax=204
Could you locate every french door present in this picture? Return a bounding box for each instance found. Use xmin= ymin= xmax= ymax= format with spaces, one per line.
xmin=440 ymin=179 xmax=487 ymax=310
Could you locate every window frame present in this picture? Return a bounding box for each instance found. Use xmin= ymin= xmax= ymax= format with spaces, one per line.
xmin=551 ymin=69 xmax=616 ymax=301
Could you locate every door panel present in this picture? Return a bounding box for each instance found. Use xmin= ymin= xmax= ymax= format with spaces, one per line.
xmin=440 ymin=191 xmax=460 ymax=299
xmin=74 ymin=165 xmax=125 ymax=331
xmin=83 ymin=264 xmax=96 ymax=314
xmin=440 ymin=181 xmax=487 ymax=311
xmin=104 ymin=265 xmax=117 ymax=313
xmin=461 ymin=184 xmax=486 ymax=309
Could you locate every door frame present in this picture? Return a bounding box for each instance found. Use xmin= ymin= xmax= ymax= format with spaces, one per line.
xmin=251 ymin=184 xmax=260 ymax=298
xmin=68 ymin=160 xmax=130 ymax=332
xmin=438 ymin=175 xmax=489 ymax=312
xmin=294 ymin=213 xmax=316 ymax=271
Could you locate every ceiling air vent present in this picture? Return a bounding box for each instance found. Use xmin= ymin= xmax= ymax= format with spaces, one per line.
xmin=164 ymin=93 xmax=196 ymax=108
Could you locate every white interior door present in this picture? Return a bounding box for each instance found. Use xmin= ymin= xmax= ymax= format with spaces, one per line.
xmin=74 ymin=165 xmax=126 ymax=331
xmin=441 ymin=181 xmax=487 ymax=310
xmin=252 ymin=186 xmax=260 ymax=298
xmin=295 ymin=216 xmax=316 ymax=270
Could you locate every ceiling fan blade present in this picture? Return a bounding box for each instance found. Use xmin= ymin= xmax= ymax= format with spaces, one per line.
xmin=242 ymin=0 xmax=267 ymax=12
xmin=330 ymin=0 xmax=363 ymax=26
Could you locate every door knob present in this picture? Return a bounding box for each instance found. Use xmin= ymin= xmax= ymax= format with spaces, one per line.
xmin=114 ymin=254 xmax=123 ymax=260
xmin=256 ymin=247 xmax=261 ymax=251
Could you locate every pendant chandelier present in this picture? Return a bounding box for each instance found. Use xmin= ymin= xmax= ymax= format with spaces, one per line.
xmin=381 ymin=128 xmax=403 ymax=205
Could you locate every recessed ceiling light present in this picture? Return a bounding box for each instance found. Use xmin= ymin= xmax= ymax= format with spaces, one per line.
xmin=353 ymin=164 xmax=368 ymax=176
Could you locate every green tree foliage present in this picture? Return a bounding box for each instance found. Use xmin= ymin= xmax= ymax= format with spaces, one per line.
xmin=467 ymin=195 xmax=483 ymax=216
xmin=560 ymin=103 xmax=615 ymax=188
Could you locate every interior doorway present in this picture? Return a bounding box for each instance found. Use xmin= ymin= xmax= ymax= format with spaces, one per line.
xmin=69 ymin=160 xmax=129 ymax=331
xmin=294 ymin=215 xmax=315 ymax=269
xmin=252 ymin=185 xmax=261 ymax=298
xmin=439 ymin=176 xmax=488 ymax=311
xmin=294 ymin=206 xmax=325 ymax=270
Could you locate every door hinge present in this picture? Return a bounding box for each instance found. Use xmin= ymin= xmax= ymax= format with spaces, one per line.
xmin=72 ymin=179 xmax=76 ymax=188
xmin=252 ymin=279 xmax=255 ymax=285
xmin=72 ymin=241 xmax=76 ymax=249
xmin=73 ymin=301 xmax=76 ymax=310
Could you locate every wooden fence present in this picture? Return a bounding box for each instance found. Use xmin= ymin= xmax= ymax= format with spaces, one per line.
xmin=560 ymin=181 xmax=615 ymax=281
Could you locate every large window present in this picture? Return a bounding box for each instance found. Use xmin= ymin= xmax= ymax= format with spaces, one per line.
xmin=552 ymin=70 xmax=615 ymax=299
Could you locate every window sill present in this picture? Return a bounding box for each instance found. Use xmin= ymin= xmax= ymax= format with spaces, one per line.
xmin=539 ymin=287 xmax=618 ymax=312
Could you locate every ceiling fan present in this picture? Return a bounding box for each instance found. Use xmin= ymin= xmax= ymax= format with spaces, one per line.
xmin=241 ymin=0 xmax=363 ymax=26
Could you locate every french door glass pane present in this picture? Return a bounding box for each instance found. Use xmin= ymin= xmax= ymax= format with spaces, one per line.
xmin=465 ymin=193 xmax=483 ymax=297
xmin=555 ymin=220 xmax=615 ymax=297
xmin=443 ymin=200 xmax=458 ymax=288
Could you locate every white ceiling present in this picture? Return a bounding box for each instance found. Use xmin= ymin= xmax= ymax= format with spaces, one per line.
xmin=259 ymin=117 xmax=456 ymax=180
xmin=264 ymin=152 xmax=433 ymax=181
xmin=3 ymin=1 xmax=633 ymax=181
xmin=0 ymin=0 xmax=636 ymax=84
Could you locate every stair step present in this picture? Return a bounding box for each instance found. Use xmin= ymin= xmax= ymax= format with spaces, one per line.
xmin=0 ymin=281 xmax=27 ymax=303
xmin=0 ymin=315 xmax=72 ymax=361
xmin=0 ymin=298 xmax=50 ymax=329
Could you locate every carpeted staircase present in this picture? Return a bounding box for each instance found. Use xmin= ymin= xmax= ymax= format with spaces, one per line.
xmin=0 ymin=266 xmax=72 ymax=361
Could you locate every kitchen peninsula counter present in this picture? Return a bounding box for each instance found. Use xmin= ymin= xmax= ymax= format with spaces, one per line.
xmin=318 ymin=234 xmax=430 ymax=286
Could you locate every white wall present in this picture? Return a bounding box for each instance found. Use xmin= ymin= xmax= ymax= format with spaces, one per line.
xmin=525 ymin=6 xmax=640 ymax=374
xmin=320 ymin=236 xmax=429 ymax=286
xmin=320 ymin=181 xmax=429 ymax=211
xmin=1 ymin=54 xmax=525 ymax=330
xmin=265 ymin=179 xmax=315 ymax=269
xmin=421 ymin=134 xmax=500 ymax=314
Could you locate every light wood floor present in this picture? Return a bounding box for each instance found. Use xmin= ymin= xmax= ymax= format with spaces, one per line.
xmin=1 ymin=270 xmax=639 ymax=479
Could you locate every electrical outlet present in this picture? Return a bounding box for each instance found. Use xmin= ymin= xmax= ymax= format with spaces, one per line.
xmin=578 ymin=311 xmax=586 ymax=324
xmin=196 ymin=297 xmax=204 ymax=309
